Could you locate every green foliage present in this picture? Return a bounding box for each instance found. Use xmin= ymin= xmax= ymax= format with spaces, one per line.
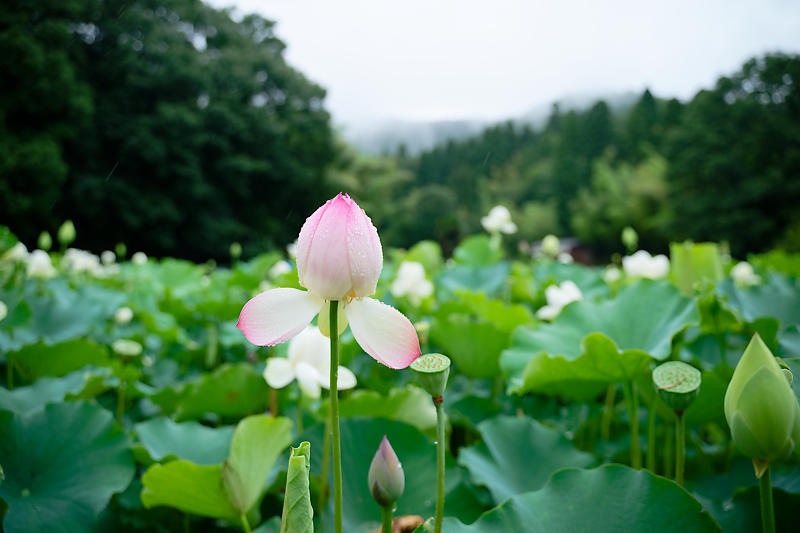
xmin=458 ymin=416 xmax=595 ymax=503
xmin=135 ymin=417 xmax=234 ymax=465
xmin=1 ymin=0 xmax=334 ymax=260
xmin=439 ymin=465 xmax=721 ymax=532
xmin=0 ymin=402 xmax=135 ymax=533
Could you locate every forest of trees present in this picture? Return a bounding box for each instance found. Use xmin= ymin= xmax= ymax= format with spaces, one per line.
xmin=2 ymin=0 xmax=799 ymax=261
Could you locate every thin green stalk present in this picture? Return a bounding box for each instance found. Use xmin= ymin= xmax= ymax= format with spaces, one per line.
xmin=318 ymin=413 xmax=331 ymax=513
xmin=380 ymin=505 xmax=393 ymax=533
xmin=117 ymin=361 xmax=126 ymax=423
xmin=239 ymin=512 xmax=252 ymax=533
xmin=663 ymin=426 xmax=674 ymax=478
xmin=601 ymin=384 xmax=616 ymax=441
xmin=329 ymin=301 xmax=343 ymax=533
xmin=646 ymin=405 xmax=657 ymax=472
xmin=622 ymin=380 xmax=641 ymax=469
xmin=676 ymin=411 xmax=686 ymax=486
xmin=759 ymin=465 xmax=775 ymax=533
xmin=434 ymin=400 xmax=446 ymax=533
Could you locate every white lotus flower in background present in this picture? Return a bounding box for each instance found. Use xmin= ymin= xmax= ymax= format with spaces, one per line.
xmin=558 ymin=252 xmax=574 ymax=264
xmin=63 ymin=248 xmax=103 ymax=275
xmin=731 ymin=261 xmax=761 ymax=286
xmin=3 ymin=242 xmax=29 ymax=262
xmin=101 ymin=250 xmax=116 ymax=265
xmin=0 ymin=300 xmax=7 ymax=322
xmin=390 ymin=261 xmax=434 ymax=305
xmin=622 ymin=250 xmax=670 ymax=279
xmin=536 ymin=280 xmax=583 ymax=320
xmin=269 ymin=260 xmax=292 ymax=279
xmin=603 ymin=266 xmax=622 ymax=284
xmin=114 ymin=307 xmax=134 ymax=324
xmin=27 ymin=250 xmax=56 ymax=278
xmin=286 ymin=240 xmax=298 ymax=259
xmin=263 ymin=325 xmax=356 ymax=398
xmin=481 ymin=205 xmax=517 ymax=234
xmin=132 ymin=252 xmax=148 ymax=265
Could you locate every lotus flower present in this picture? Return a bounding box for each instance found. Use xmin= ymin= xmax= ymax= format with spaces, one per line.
xmin=264 ymin=325 xmax=356 ymax=398
xmin=390 ymin=261 xmax=434 ymax=305
xmin=731 ymin=261 xmax=761 ymax=287
xmin=481 ymin=205 xmax=517 ymax=234
xmin=237 ymin=193 xmax=421 ymax=369
xmin=27 ymin=250 xmax=56 ymax=278
xmin=536 ymin=280 xmax=583 ymax=320
xmin=622 ymin=250 xmax=669 ymax=279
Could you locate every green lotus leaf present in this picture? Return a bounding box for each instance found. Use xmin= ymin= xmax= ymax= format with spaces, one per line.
xmin=458 ymin=415 xmax=595 ymax=504
xmin=502 ymin=280 xmax=698 ymax=397
xmin=717 ymin=273 xmax=800 ymax=331
xmin=436 ymin=263 xmax=510 ymax=301
xmin=534 ymin=262 xmax=609 ymax=300
xmin=7 ymin=339 xmax=110 ymax=382
xmin=135 ymin=417 xmax=235 ymax=465
xmin=0 ymin=401 xmax=135 ymax=533
xmin=0 ymin=365 xmax=112 ymax=415
xmin=141 ymin=461 xmax=238 ymax=520
xmin=439 ymin=465 xmax=720 ymax=532
xmin=319 ymin=385 xmax=437 ymax=434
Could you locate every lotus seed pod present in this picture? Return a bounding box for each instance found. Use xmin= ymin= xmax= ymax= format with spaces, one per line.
xmin=724 ymin=334 xmax=800 ymax=462
xmin=653 ymin=361 xmax=701 ymax=412
xmin=368 ymin=436 xmax=404 ymax=507
xmin=621 ymin=226 xmax=638 ymax=252
xmin=410 ymin=353 xmax=451 ymax=398
xmin=229 ymin=242 xmax=242 ymax=260
xmin=541 ymin=234 xmax=561 ymax=257
xmin=318 ymin=299 xmax=348 ymax=338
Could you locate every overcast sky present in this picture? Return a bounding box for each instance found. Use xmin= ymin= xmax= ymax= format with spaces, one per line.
xmin=205 ymin=0 xmax=800 ymax=127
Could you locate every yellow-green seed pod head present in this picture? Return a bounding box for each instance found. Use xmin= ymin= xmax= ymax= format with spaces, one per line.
xmin=724 ymin=334 xmax=800 ymax=462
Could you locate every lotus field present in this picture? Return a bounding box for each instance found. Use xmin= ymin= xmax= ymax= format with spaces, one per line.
xmin=2 ymin=197 xmax=800 ymax=533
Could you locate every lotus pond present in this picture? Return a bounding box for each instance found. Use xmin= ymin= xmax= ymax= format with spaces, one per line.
xmin=1 ymin=223 xmax=800 ymax=533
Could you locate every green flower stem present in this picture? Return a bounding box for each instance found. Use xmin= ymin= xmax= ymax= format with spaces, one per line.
xmin=318 ymin=413 xmax=331 ymax=512
xmin=646 ymin=405 xmax=657 ymax=472
xmin=381 ymin=505 xmax=393 ymax=533
xmin=675 ymin=411 xmax=686 ymax=486
xmin=329 ymin=300 xmax=343 ymax=533
xmin=434 ymin=398 xmax=446 ymax=533
xmin=240 ymin=512 xmax=252 ymax=533
xmin=601 ymin=384 xmax=616 ymax=441
xmin=759 ymin=465 xmax=775 ymax=533
xmin=622 ymin=380 xmax=641 ymax=469
xmin=663 ymin=426 xmax=674 ymax=478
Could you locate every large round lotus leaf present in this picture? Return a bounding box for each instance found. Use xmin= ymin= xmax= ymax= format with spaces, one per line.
xmin=135 ymin=417 xmax=235 ymax=465
xmin=458 ymin=415 xmax=595 ymax=504
xmin=0 ymin=401 xmax=135 ymax=533
xmin=717 ymin=273 xmax=800 ymax=330
xmin=501 ymin=280 xmax=698 ymax=397
xmin=300 ymin=418 xmax=456 ymax=533
xmin=436 ymin=263 xmax=510 ymax=301
xmin=169 ymin=363 xmax=268 ymax=421
xmin=452 ymin=235 xmax=503 ymax=266
xmin=440 ymin=465 xmax=720 ymax=532
xmin=0 ymin=366 xmax=112 ymax=416
xmin=7 ymin=339 xmax=110 ymax=381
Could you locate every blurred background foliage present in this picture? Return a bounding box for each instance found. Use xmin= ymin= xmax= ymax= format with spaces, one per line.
xmin=1 ymin=0 xmax=799 ymax=261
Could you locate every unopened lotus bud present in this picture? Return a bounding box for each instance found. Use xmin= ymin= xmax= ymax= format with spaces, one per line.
xmin=541 ymin=234 xmax=560 ymax=258
xmin=410 ymin=353 xmax=451 ymax=398
xmin=38 ymin=231 xmax=52 ymax=251
xmin=112 ymin=339 xmax=143 ymax=358
xmin=724 ymin=334 xmax=800 ymax=463
xmin=653 ymin=361 xmax=701 ymax=412
xmin=115 ymin=242 xmax=127 ymax=259
xmin=368 ymin=436 xmax=404 ymax=507
xmin=621 ymin=226 xmax=638 ymax=252
xmin=229 ymin=242 xmax=242 ymax=260
xmin=57 ymin=220 xmax=76 ymax=247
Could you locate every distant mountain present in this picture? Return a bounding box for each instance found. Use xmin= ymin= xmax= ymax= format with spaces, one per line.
xmin=342 ymin=91 xmax=641 ymax=155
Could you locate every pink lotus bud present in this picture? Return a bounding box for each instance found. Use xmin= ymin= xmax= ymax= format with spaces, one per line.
xmin=368 ymin=436 xmax=405 ymax=507
xmin=296 ymin=193 xmax=382 ymax=300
